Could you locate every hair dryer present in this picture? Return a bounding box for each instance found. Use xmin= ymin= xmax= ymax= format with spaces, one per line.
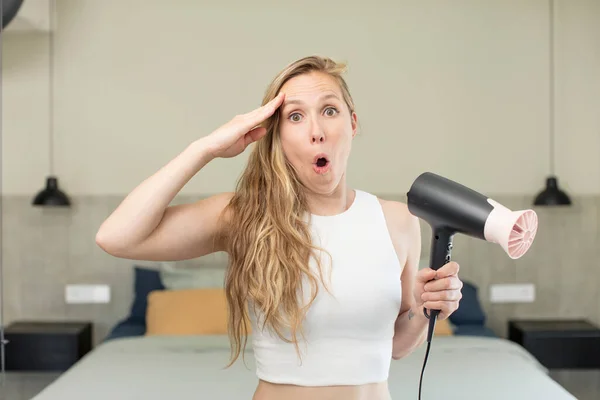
xmin=406 ymin=172 xmax=538 ymax=399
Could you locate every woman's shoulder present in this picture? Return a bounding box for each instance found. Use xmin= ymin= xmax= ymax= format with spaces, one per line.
xmin=351 ymin=190 xmax=415 ymax=225
xmin=349 ymin=189 xmax=419 ymax=237
xmin=373 ymin=194 xmax=421 ymax=274
xmin=374 ymin=195 xmax=420 ymax=240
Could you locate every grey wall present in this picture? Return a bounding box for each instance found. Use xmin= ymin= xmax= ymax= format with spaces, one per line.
xmin=3 ymin=194 xmax=597 ymax=345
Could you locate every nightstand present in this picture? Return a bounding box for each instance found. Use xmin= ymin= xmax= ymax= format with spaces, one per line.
xmin=508 ymin=319 xmax=600 ymax=369
xmin=4 ymin=320 xmax=93 ymax=372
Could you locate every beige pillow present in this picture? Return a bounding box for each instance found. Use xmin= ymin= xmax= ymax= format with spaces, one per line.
xmin=145 ymin=288 xmax=251 ymax=336
xmin=434 ymin=318 xmax=454 ymax=336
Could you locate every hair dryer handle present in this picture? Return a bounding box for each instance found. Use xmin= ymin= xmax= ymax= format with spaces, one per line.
xmin=423 ymin=228 xmax=454 ymax=328
xmin=429 ymin=227 xmax=455 ymax=272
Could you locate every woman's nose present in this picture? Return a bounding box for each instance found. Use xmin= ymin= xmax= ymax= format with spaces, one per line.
xmin=310 ymin=122 xmax=325 ymax=143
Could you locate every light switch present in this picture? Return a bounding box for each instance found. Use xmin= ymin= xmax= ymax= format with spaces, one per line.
xmin=65 ymin=284 xmax=111 ymax=304
xmin=490 ymin=283 xmax=535 ymax=303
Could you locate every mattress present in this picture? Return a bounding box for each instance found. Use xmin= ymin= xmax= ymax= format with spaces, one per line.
xmin=32 ymin=334 xmax=576 ymax=400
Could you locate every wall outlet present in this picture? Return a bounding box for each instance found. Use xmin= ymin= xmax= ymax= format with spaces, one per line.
xmin=490 ymin=283 xmax=535 ymax=303
xmin=65 ymin=284 xmax=111 ymax=304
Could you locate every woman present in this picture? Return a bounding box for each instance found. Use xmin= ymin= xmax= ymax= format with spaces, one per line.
xmin=96 ymin=55 xmax=463 ymax=400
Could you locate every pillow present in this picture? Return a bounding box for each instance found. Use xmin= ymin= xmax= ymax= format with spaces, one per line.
xmin=105 ymin=317 xmax=147 ymax=341
xmin=145 ymin=288 xmax=251 ymax=336
xmin=434 ymin=318 xmax=453 ymax=336
xmin=129 ymin=266 xmax=165 ymax=323
xmin=448 ymin=280 xmax=486 ymax=326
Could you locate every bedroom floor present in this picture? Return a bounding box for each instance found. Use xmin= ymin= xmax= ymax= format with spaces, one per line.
xmin=0 ymin=372 xmax=61 ymax=400
xmin=0 ymin=371 xmax=598 ymax=400
xmin=549 ymin=370 xmax=600 ymax=400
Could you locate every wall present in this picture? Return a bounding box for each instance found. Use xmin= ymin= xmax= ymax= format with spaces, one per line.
xmin=3 ymin=194 xmax=599 ymax=344
xmin=3 ymin=0 xmax=599 ymax=196
xmin=1 ymin=0 xmax=599 ymax=344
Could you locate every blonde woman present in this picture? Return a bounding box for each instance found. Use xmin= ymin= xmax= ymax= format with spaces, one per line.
xmin=96 ymin=55 xmax=463 ymax=400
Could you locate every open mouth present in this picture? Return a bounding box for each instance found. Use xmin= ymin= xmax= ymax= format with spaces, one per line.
xmin=313 ymin=153 xmax=331 ymax=174
xmin=316 ymin=157 xmax=328 ymax=167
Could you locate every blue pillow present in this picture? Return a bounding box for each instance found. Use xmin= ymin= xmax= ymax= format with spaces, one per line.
xmin=105 ymin=317 xmax=147 ymax=341
xmin=129 ymin=266 xmax=165 ymax=323
xmin=449 ymin=280 xmax=486 ymax=326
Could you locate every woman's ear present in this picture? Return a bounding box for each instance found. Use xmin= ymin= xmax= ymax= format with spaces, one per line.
xmin=351 ymin=112 xmax=358 ymax=137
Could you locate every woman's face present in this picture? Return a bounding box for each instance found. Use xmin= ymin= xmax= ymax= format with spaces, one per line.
xmin=277 ymin=71 xmax=357 ymax=195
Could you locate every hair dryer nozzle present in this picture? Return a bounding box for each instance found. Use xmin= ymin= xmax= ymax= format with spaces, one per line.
xmin=484 ymin=199 xmax=538 ymax=259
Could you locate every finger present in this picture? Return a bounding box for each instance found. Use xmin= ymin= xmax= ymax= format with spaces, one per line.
xmin=436 ymin=261 xmax=460 ymax=278
xmin=243 ymin=92 xmax=285 ymax=123
xmin=416 ymin=268 xmax=437 ymax=283
xmin=244 ymin=126 xmax=267 ymax=146
xmin=421 ymin=289 xmax=462 ymax=302
xmin=423 ymin=300 xmax=458 ymax=314
xmin=233 ymin=96 xmax=283 ymax=135
xmin=424 ymin=276 xmax=463 ymax=292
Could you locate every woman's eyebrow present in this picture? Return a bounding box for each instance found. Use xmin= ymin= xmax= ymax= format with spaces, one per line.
xmin=282 ymin=93 xmax=340 ymax=109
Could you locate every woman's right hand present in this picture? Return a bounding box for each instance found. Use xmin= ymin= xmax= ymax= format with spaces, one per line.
xmin=96 ymin=93 xmax=286 ymax=261
xmin=205 ymin=92 xmax=286 ymax=159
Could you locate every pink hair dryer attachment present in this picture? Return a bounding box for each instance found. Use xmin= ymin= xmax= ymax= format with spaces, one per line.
xmin=406 ymin=172 xmax=538 ymax=326
xmin=484 ymin=198 xmax=538 ymax=259
xmin=406 ymin=172 xmax=538 ymax=399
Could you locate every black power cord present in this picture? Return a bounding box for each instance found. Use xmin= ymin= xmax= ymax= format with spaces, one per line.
xmin=419 ymin=308 xmax=440 ymax=400
xmin=418 ymin=341 xmax=432 ymax=400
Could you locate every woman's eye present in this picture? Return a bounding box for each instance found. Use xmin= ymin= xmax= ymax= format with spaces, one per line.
xmin=325 ymin=107 xmax=338 ymax=116
xmin=288 ymin=107 xmax=338 ymax=122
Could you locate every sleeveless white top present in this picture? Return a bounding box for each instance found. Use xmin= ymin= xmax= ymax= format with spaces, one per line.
xmin=247 ymin=190 xmax=403 ymax=386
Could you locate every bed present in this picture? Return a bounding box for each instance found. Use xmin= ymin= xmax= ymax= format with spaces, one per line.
xmin=31 ymin=266 xmax=576 ymax=400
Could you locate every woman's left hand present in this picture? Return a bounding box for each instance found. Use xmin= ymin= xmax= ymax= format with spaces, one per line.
xmin=414 ymin=261 xmax=463 ymax=320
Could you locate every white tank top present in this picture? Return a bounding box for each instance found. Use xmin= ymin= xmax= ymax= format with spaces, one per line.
xmin=248 ymin=190 xmax=403 ymax=386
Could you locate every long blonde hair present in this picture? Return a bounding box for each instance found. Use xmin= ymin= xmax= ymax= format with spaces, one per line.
xmin=221 ymin=55 xmax=356 ymax=367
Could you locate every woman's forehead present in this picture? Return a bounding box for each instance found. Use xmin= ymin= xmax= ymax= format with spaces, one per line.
xmin=280 ymin=73 xmax=342 ymax=107
xmin=281 ymin=72 xmax=340 ymax=96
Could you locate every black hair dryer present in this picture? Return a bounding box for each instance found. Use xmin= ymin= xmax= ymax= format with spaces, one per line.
xmin=406 ymin=172 xmax=538 ymax=342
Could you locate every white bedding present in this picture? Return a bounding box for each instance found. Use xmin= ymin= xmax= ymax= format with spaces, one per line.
xmin=32 ymin=334 xmax=576 ymax=400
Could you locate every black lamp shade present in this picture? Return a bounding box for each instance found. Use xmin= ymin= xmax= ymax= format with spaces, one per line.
xmin=533 ymin=176 xmax=571 ymax=206
xmin=2 ymin=0 xmax=24 ymax=29
xmin=33 ymin=176 xmax=71 ymax=207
